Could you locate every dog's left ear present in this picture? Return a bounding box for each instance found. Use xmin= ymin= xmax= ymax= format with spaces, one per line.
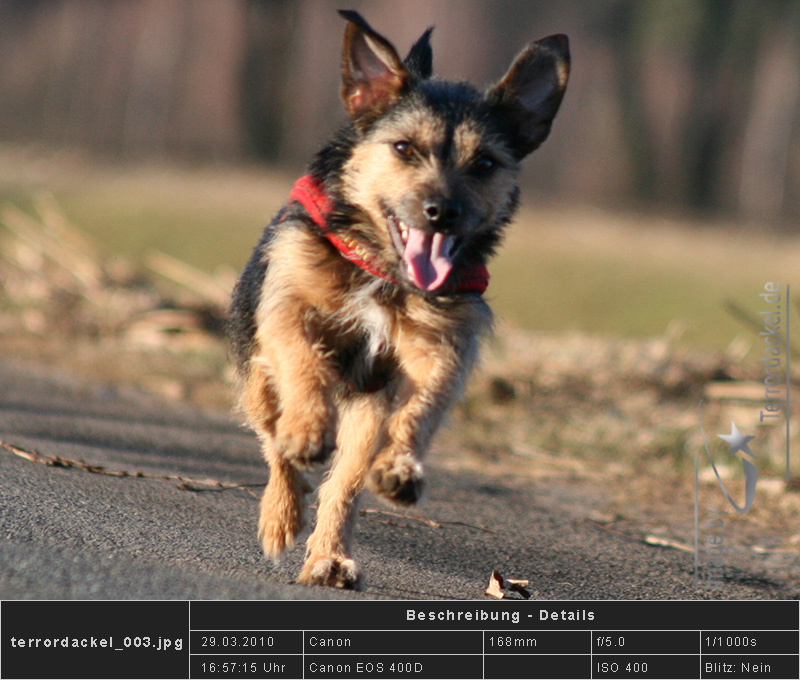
xmin=487 ymin=35 xmax=570 ymax=159
xmin=339 ymin=10 xmax=411 ymax=127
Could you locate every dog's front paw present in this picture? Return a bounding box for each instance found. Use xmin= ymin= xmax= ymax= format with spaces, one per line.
xmin=258 ymin=501 xmax=304 ymax=560
xmin=369 ymin=452 xmax=424 ymax=506
xmin=258 ymin=515 xmax=300 ymax=560
xmin=298 ymin=555 xmax=361 ymax=589
xmin=275 ymin=407 xmax=336 ymax=467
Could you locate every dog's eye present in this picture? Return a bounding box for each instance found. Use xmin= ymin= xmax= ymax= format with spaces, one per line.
xmin=471 ymin=154 xmax=497 ymax=175
xmin=393 ymin=141 xmax=415 ymax=159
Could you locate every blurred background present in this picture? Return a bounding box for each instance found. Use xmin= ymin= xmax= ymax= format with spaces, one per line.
xmin=3 ymin=0 xmax=800 ymax=220
xmin=1 ymin=0 xmax=798 ymax=349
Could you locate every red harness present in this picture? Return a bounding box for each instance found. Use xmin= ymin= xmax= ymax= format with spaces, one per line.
xmin=289 ymin=175 xmax=489 ymax=295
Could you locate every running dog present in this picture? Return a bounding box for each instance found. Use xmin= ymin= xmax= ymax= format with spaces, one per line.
xmin=229 ymin=10 xmax=569 ymax=588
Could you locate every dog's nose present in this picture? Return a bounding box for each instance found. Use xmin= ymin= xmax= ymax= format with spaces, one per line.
xmin=422 ymin=197 xmax=461 ymax=226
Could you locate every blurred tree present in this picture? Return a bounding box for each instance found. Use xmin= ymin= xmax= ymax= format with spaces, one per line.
xmin=240 ymin=0 xmax=295 ymax=161
xmin=1 ymin=0 xmax=799 ymax=224
xmin=609 ymin=0 xmax=800 ymax=222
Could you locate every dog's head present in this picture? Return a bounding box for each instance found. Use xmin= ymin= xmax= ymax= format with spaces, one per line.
xmin=334 ymin=10 xmax=569 ymax=293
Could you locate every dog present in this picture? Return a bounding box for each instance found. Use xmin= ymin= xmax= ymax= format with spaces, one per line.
xmin=228 ymin=10 xmax=569 ymax=589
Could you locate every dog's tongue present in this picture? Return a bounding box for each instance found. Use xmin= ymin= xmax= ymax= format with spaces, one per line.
xmin=403 ymin=227 xmax=454 ymax=292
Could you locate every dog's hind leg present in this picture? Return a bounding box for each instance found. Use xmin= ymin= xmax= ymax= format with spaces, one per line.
xmin=298 ymin=395 xmax=386 ymax=589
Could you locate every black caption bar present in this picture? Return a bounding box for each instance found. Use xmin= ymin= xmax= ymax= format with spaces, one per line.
xmin=1 ymin=601 xmax=798 ymax=680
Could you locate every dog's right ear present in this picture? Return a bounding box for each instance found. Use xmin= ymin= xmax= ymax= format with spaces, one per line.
xmin=404 ymin=27 xmax=434 ymax=79
xmin=339 ymin=10 xmax=411 ymax=127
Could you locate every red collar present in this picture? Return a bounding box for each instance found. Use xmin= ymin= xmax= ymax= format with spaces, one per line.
xmin=289 ymin=175 xmax=489 ymax=295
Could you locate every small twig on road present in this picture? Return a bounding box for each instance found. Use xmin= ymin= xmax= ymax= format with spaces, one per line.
xmin=357 ymin=507 xmax=496 ymax=534
xmin=443 ymin=519 xmax=497 ymax=534
xmin=584 ymin=518 xmax=640 ymax=540
xmin=644 ymin=535 xmax=695 ymax=553
xmin=0 ymin=439 xmax=263 ymax=498
xmin=358 ymin=508 xmax=442 ymax=529
xmin=586 ymin=518 xmax=695 ymax=553
xmin=358 ymin=507 xmax=441 ymax=529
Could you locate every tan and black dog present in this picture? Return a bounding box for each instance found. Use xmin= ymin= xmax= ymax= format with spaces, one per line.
xmin=229 ymin=10 xmax=569 ymax=588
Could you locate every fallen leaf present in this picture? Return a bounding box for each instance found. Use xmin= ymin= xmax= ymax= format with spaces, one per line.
xmin=506 ymin=578 xmax=532 ymax=599
xmin=485 ymin=571 xmax=532 ymax=599
xmin=485 ymin=570 xmax=505 ymax=599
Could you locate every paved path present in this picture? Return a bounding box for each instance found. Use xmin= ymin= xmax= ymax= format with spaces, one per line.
xmin=1 ymin=359 xmax=796 ymax=600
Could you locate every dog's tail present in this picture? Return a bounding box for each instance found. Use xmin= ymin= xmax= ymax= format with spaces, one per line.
xmin=404 ymin=26 xmax=434 ymax=79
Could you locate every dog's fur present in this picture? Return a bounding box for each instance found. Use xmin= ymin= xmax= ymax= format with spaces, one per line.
xmin=228 ymin=11 xmax=569 ymax=589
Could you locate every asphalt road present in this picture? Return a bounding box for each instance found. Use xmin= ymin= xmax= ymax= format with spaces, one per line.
xmin=1 ymin=358 xmax=797 ymax=601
